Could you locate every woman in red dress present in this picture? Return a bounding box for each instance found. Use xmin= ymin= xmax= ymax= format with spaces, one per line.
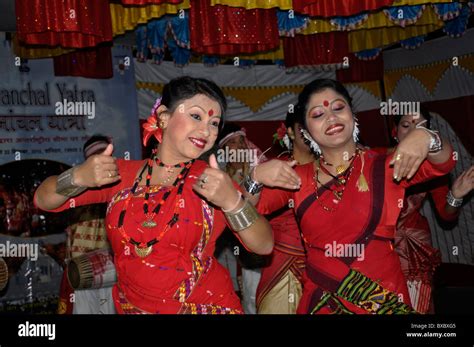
xmin=34 ymin=76 xmax=273 ymax=314
xmin=389 ymin=110 xmax=472 ymax=313
xmin=256 ymin=113 xmax=314 ymax=314
xmin=246 ymin=79 xmax=455 ymax=314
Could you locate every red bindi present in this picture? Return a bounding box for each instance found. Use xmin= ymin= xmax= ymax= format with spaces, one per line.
xmin=208 ymin=109 xmax=214 ymax=116
xmin=323 ymin=100 xmax=329 ymax=107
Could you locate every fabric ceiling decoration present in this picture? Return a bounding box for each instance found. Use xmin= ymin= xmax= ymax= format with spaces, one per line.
xmin=330 ymin=13 xmax=370 ymax=31
xmin=189 ymin=0 xmax=279 ymax=55
xmin=121 ymin=0 xmax=184 ymax=5
xmin=301 ymin=5 xmax=444 ymax=35
xmin=282 ymin=31 xmax=349 ymax=68
xmin=16 ymin=0 xmax=113 ymax=48
xmin=336 ymin=53 xmax=384 ymax=83
xmin=211 ymin=0 xmax=292 ymax=10
xmin=292 ymin=0 xmax=394 ymax=17
xmin=432 ymin=2 xmax=463 ymax=21
xmin=443 ymin=3 xmax=472 ymax=37
xmin=109 ymin=1 xmax=190 ymax=36
xmin=277 ymin=10 xmax=308 ymax=36
xmin=383 ymin=54 xmax=474 ymax=99
xmin=14 ymin=0 xmax=472 ymax=71
xmin=53 ymin=44 xmax=113 ymax=79
xmin=399 ymin=35 xmax=426 ymax=49
xmin=383 ymin=5 xmax=426 ymax=28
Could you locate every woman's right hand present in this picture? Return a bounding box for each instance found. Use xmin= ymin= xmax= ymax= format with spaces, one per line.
xmin=451 ymin=165 xmax=474 ymax=199
xmin=73 ymin=144 xmax=121 ymax=188
xmin=254 ymin=159 xmax=301 ymax=190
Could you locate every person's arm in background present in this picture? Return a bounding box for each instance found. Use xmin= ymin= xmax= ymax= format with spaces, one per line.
xmin=432 ymin=166 xmax=474 ymax=219
xmin=241 ymin=159 xmax=300 ymax=212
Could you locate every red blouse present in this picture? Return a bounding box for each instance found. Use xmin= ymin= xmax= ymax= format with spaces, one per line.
xmin=257 ymin=150 xmax=455 ymax=314
xmin=35 ymin=160 xmax=242 ymax=314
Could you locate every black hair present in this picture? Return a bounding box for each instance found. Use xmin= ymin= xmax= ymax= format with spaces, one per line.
xmin=295 ymin=78 xmax=353 ymax=129
xmin=285 ymin=109 xmax=297 ymax=130
xmin=83 ymin=134 xmax=111 ymax=152
xmin=161 ymin=76 xmax=227 ymax=131
xmin=393 ymin=105 xmax=432 ymax=129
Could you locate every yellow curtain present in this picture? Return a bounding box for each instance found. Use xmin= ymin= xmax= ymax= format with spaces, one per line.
xmin=210 ymin=0 xmax=292 ymax=10
xmin=110 ymin=1 xmax=190 ymax=36
xmin=302 ymin=5 xmax=444 ymax=35
xmin=392 ymin=0 xmax=453 ymax=5
xmin=12 ymin=34 xmax=75 ymax=59
xmin=349 ymin=23 xmax=443 ymax=52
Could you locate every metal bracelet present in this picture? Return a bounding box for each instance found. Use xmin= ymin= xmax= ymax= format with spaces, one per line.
xmin=224 ymin=199 xmax=260 ymax=232
xmin=56 ymin=167 xmax=87 ymax=197
xmin=243 ymin=173 xmax=263 ymax=195
xmin=415 ymin=124 xmax=443 ymax=153
xmin=446 ymin=190 xmax=463 ymax=208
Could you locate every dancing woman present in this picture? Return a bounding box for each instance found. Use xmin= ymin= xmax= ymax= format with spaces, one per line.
xmin=388 ymin=109 xmax=472 ymax=313
xmin=244 ymin=79 xmax=455 ymax=314
xmin=34 ymin=76 xmax=273 ymax=314
xmin=256 ymin=112 xmax=314 ymax=314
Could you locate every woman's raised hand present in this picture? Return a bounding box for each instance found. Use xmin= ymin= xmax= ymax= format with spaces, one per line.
xmin=73 ymin=144 xmax=121 ymax=188
xmin=253 ymin=159 xmax=301 ymax=190
xmin=390 ymin=128 xmax=431 ymax=181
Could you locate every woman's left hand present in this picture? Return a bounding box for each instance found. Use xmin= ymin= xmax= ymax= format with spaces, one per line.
xmin=193 ymin=154 xmax=242 ymax=211
xmin=390 ymin=128 xmax=431 ymax=181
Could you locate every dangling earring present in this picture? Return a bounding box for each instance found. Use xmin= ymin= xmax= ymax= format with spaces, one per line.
xmin=352 ymin=114 xmax=360 ymax=143
xmin=299 ymin=128 xmax=321 ymax=155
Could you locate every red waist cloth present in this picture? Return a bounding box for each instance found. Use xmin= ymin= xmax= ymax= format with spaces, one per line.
xmin=257 ymin=208 xmax=305 ymax=307
xmin=35 ymin=160 xmax=242 ymax=313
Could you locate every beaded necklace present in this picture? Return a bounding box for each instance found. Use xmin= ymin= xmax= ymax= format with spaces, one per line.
xmin=313 ymin=151 xmax=359 ymax=212
xmin=117 ymin=155 xmax=194 ymax=258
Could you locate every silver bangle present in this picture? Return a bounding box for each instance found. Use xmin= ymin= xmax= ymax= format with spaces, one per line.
xmin=224 ymin=199 xmax=260 ymax=232
xmin=56 ymin=167 xmax=87 ymax=197
xmin=243 ymin=170 xmax=263 ymax=195
xmin=415 ymin=123 xmax=443 ymax=153
xmin=446 ymin=190 xmax=463 ymax=208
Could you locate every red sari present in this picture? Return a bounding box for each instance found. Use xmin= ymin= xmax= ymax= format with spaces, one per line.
xmin=394 ymin=176 xmax=459 ymax=313
xmin=35 ymin=160 xmax=242 ymax=314
xmin=257 ymin=150 xmax=455 ymax=314
xmin=256 ymin=156 xmax=306 ymax=313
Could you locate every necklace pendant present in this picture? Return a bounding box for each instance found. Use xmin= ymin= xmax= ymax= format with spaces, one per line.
xmin=135 ymin=245 xmax=153 ymax=258
xmin=142 ymin=220 xmax=157 ymax=228
xmin=336 ymin=165 xmax=346 ymax=175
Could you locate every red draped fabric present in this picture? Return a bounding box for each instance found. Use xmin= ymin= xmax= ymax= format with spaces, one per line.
xmin=282 ymin=32 xmax=349 ymax=68
xmin=292 ymin=0 xmax=394 ymax=17
xmin=336 ymin=54 xmax=384 ymax=83
xmin=15 ymin=0 xmax=113 ymax=48
xmin=189 ymin=0 xmax=279 ymax=55
xmin=53 ymin=45 xmax=113 ymax=79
